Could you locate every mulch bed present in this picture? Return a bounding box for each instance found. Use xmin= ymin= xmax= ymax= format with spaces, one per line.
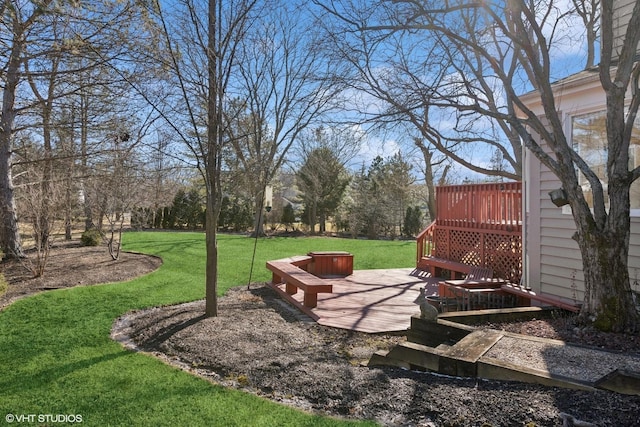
xmin=117 ymin=284 xmax=640 ymax=427
xmin=0 ymin=241 xmax=161 ymax=310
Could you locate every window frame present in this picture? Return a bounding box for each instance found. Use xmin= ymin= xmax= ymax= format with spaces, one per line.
xmin=564 ymin=108 xmax=640 ymax=217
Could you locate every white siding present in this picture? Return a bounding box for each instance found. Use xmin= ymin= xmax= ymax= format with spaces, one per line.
xmin=613 ymin=0 xmax=637 ymax=60
xmin=536 ymin=165 xmax=584 ymax=302
xmin=527 ymin=149 xmax=640 ymax=303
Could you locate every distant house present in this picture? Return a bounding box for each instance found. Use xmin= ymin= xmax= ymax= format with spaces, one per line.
xmin=520 ymin=0 xmax=640 ymax=305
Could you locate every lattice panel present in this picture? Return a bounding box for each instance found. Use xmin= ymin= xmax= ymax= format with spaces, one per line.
xmin=483 ymin=233 xmax=522 ymax=283
xmin=449 ymin=230 xmax=482 ymax=266
xmin=434 ymin=228 xmax=449 ymax=258
xmin=433 ymin=227 xmax=522 ymax=283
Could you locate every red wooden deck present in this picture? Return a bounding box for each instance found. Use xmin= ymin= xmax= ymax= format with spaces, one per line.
xmin=269 ymin=268 xmax=441 ymax=333
xmin=416 ymin=182 xmax=523 ymax=283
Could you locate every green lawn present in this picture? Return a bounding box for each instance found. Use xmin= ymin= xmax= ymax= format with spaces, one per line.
xmin=0 ymin=232 xmax=415 ymax=426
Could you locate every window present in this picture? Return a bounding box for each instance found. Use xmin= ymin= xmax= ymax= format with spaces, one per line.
xmin=572 ymin=110 xmax=640 ymax=211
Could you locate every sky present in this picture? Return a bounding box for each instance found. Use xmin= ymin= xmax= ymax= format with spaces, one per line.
xmin=332 ymin=0 xmax=595 ymax=184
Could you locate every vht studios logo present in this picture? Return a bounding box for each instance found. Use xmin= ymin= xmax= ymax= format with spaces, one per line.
xmin=5 ymin=413 xmax=83 ymax=423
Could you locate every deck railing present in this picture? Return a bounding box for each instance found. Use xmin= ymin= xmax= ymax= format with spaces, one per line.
xmin=436 ymin=182 xmax=522 ymax=232
xmin=416 ymin=221 xmax=436 ymax=263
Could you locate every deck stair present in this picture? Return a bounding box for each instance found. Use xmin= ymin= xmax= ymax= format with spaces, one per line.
xmin=369 ymin=315 xmax=594 ymax=390
xmin=368 ymin=313 xmax=640 ymax=394
xmin=439 ymin=329 xmax=503 ymax=376
xmin=370 ymin=329 xmax=503 ymax=377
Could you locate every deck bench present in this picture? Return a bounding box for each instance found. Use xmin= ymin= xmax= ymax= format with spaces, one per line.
xmin=421 ymin=256 xmax=474 ymax=279
xmin=266 ymin=261 xmax=333 ymax=308
xmin=289 ymin=255 xmax=314 ymax=268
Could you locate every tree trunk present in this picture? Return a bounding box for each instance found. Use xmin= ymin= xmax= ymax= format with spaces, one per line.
xmin=252 ymin=204 xmax=265 ymax=237
xmin=205 ymin=197 xmax=218 ymax=317
xmin=569 ymin=172 xmax=639 ymax=332
xmin=65 ymin=221 xmax=72 ymax=240
xmin=569 ymin=55 xmax=640 ymax=332
xmin=64 ymin=163 xmax=73 ymax=240
xmin=0 ymin=152 xmax=22 ymax=258
xmin=0 ymin=29 xmax=24 ymax=258
xmin=574 ymin=226 xmax=638 ymax=332
xmin=97 ymin=197 xmax=105 ymax=231
xmin=37 ymin=104 xmax=53 ymax=250
xmin=417 ymin=144 xmax=437 ymax=222
xmin=319 ymin=211 xmax=326 ymax=233
xmin=64 ymin=202 xmax=72 ymax=240
xmin=205 ymin=0 xmax=219 ymax=317
xmin=310 ymin=201 xmax=317 ymax=234
xmin=80 ymin=94 xmax=93 ymax=231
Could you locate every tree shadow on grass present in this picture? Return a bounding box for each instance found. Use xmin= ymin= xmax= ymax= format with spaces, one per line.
xmin=0 ymin=349 xmax=128 ymax=395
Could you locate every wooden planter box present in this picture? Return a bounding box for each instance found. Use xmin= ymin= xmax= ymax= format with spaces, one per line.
xmin=307 ymin=251 xmax=353 ymax=277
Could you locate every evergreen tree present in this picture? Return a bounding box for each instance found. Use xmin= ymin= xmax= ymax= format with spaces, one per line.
xmin=403 ymin=206 xmax=423 ymax=237
xmin=281 ymin=203 xmax=296 ymax=231
xmin=297 ymin=147 xmax=350 ymax=233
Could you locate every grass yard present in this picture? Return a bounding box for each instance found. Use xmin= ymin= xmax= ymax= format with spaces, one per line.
xmin=0 ymin=232 xmax=415 ymax=426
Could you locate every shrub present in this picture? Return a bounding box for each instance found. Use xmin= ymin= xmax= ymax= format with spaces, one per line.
xmin=81 ymin=229 xmax=102 ymax=246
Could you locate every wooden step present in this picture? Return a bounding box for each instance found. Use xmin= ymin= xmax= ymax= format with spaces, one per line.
xmin=594 ymin=369 xmax=640 ymax=395
xmin=369 ymin=331 xmax=504 ymax=377
xmin=369 ymin=342 xmax=442 ymax=371
xmin=438 ymin=329 xmax=503 ymax=377
xmin=408 ymin=315 xmax=472 ymax=347
xmin=445 ymin=329 xmax=503 ymax=362
xmin=368 ymin=349 xmax=411 ymax=370
xmin=477 ymin=356 xmax=595 ymax=391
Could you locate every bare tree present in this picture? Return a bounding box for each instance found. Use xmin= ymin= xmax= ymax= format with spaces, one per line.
xmin=314 ymin=0 xmax=522 ymax=227
xmin=13 ymin=143 xmax=64 ymax=277
xmin=0 ymin=1 xmax=55 ymax=258
xmin=101 ymin=129 xmax=147 ymax=260
xmin=1 ymin=1 xmax=158 ymax=261
xmin=336 ymin=0 xmax=640 ymax=331
xmin=227 ymin=3 xmax=343 ymax=236
xmin=414 ymin=139 xmax=451 ymax=221
xmin=143 ymin=0 xmax=260 ymax=316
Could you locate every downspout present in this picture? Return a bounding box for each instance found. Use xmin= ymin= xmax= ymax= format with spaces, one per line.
xmin=522 ymin=138 xmax=529 ymax=289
